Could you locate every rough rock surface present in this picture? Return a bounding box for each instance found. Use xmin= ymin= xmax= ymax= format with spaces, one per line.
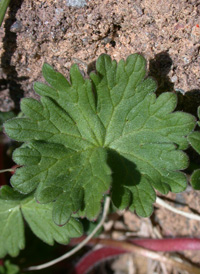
xmin=0 ymin=0 xmax=200 ymax=111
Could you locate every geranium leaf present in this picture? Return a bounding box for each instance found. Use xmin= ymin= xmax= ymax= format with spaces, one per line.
xmin=0 ymin=260 xmax=20 ymax=274
xmin=188 ymin=106 xmax=200 ymax=190
xmin=0 ymin=188 xmax=25 ymax=258
xmin=0 ymin=186 xmax=83 ymax=257
xmin=188 ymin=131 xmax=200 ymax=155
xmin=190 ymin=170 xmax=200 ymax=190
xmin=4 ymin=54 xmax=195 ymax=224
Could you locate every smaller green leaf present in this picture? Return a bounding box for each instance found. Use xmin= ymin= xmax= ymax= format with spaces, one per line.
xmin=0 ymin=185 xmax=83 ymax=258
xmin=0 ymin=111 xmax=15 ymax=131
xmin=0 ymin=198 xmax=25 ymax=258
xmin=0 ymin=260 xmax=20 ymax=274
xmin=188 ymin=131 xmax=200 ymax=155
xmin=21 ymin=197 xmax=83 ymax=245
xmin=190 ymin=169 xmax=200 ymax=190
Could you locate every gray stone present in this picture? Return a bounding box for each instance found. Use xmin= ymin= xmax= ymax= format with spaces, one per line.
xmin=66 ymin=0 xmax=87 ymax=7
xmin=10 ymin=21 xmax=22 ymax=33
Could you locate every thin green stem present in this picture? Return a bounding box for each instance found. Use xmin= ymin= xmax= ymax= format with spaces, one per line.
xmin=0 ymin=0 xmax=11 ymax=27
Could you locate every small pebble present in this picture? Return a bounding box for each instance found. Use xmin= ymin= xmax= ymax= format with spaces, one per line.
xmin=55 ymin=8 xmax=64 ymax=15
xmin=183 ymin=56 xmax=190 ymax=64
xmin=175 ymin=193 xmax=186 ymax=207
xmin=10 ymin=21 xmax=22 ymax=33
xmin=171 ymin=75 xmax=178 ymax=83
xmin=66 ymin=0 xmax=87 ymax=7
xmin=175 ymin=88 xmax=186 ymax=95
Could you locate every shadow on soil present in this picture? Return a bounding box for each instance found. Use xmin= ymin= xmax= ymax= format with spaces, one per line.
xmin=148 ymin=51 xmax=174 ymax=94
xmin=148 ymin=51 xmax=200 ymax=117
xmin=1 ymin=0 xmax=27 ymax=110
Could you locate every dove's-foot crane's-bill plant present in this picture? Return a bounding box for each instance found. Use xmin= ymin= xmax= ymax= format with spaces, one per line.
xmin=1 ymin=54 xmax=196 ymax=258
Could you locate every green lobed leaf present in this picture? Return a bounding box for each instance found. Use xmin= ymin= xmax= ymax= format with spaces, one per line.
xmin=187 ymin=106 xmax=200 ymax=190
xmin=4 ymin=54 xmax=195 ymax=223
xmin=188 ymin=131 xmax=200 ymax=155
xmin=0 ymin=186 xmax=83 ymax=257
xmin=0 ymin=260 xmax=20 ymax=274
xmin=0 ymin=192 xmax=25 ymax=258
xmin=190 ymin=169 xmax=200 ymax=190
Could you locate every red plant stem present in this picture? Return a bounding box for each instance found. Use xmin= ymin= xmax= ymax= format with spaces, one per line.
xmin=70 ymin=237 xmax=200 ymax=252
xmin=10 ymin=165 xmax=20 ymax=175
xmin=70 ymin=238 xmax=200 ymax=274
xmin=71 ymin=247 xmax=125 ymax=274
xmin=129 ymin=238 xmax=200 ymax=251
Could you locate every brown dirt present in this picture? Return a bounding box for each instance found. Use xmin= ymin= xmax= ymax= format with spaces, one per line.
xmin=0 ymin=0 xmax=200 ymax=111
xmin=0 ymin=0 xmax=200 ymax=273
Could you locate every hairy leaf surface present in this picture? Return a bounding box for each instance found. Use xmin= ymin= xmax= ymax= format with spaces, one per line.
xmin=4 ymin=54 xmax=195 ymax=222
xmin=0 ymin=186 xmax=82 ymax=258
xmin=0 ymin=196 xmax=24 ymax=258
